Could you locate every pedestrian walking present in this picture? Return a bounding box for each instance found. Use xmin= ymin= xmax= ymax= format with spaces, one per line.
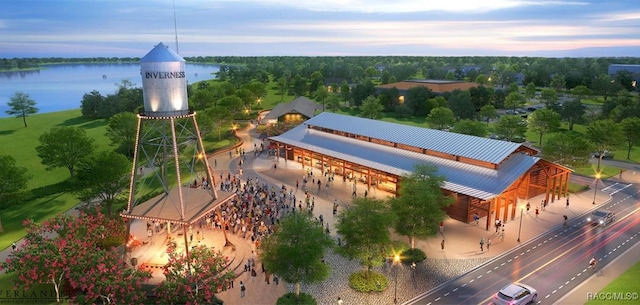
xmin=439 ymin=221 xmax=444 ymax=233
xmin=487 ymin=238 xmax=491 ymax=251
xmin=274 ymin=275 xmax=279 ymax=285
xmin=495 ymin=219 xmax=501 ymax=232
xmin=526 ymin=202 xmax=531 ymax=212
xmin=473 ymin=212 xmax=479 ymax=226
xmin=12 ymin=242 xmax=17 ymax=251
xmin=240 ymin=281 xmax=246 ymax=298
xmin=441 ymin=239 xmax=445 ymax=250
xmin=480 ymin=237 xmax=485 ymax=251
xmin=563 ymin=215 xmax=568 ymax=227
xmin=337 ymin=297 xmax=344 ymax=305
xmin=535 ymin=208 xmax=539 ymax=217
xmin=566 ymin=198 xmax=570 ymax=208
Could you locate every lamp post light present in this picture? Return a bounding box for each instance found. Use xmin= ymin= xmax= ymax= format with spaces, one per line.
xmin=517 ymin=207 xmax=523 ymax=243
xmin=393 ymin=254 xmax=400 ymax=304
xmin=592 ymin=173 xmax=601 ymax=205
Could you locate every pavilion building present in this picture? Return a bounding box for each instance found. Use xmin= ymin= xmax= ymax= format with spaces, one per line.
xmin=268 ymin=112 xmax=571 ymax=230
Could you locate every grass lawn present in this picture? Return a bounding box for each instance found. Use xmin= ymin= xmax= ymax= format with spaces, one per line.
xmin=585 ymin=260 xmax=640 ymax=305
xmin=0 ymin=109 xmax=110 ymax=189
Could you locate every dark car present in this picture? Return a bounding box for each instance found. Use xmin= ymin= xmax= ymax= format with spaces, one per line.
xmin=592 ymin=151 xmax=613 ymax=159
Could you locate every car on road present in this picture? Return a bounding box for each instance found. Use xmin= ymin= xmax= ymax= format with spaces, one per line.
xmin=492 ymin=282 xmax=537 ymax=305
xmin=592 ymin=150 xmax=614 ymax=159
xmin=587 ymin=209 xmax=615 ymax=226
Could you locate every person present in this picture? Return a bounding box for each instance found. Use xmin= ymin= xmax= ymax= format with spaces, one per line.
xmin=563 ymin=215 xmax=568 ymax=227
xmin=12 ymin=242 xmax=17 ymax=251
xmin=487 ymin=238 xmax=491 ymax=251
xmin=535 ymin=208 xmax=539 ymax=217
xmin=589 ymin=257 xmax=598 ymax=269
xmin=495 ymin=219 xmax=501 ymax=232
xmin=526 ymin=202 xmax=531 ymax=212
xmin=441 ymin=239 xmax=445 ymax=250
xmin=473 ymin=212 xmax=479 ymax=226
xmin=337 ymin=297 xmax=344 ymax=305
xmin=566 ymin=197 xmax=570 ymax=208
xmin=240 ymin=281 xmax=246 ymax=297
xmin=480 ymin=237 xmax=485 ymax=251
xmin=439 ymin=221 xmax=444 ymax=233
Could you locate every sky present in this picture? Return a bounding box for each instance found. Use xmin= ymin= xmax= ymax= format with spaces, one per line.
xmin=1 ymin=0 xmax=639 ymax=58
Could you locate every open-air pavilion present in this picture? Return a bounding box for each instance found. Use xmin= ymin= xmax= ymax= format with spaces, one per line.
xmin=268 ymin=112 xmax=572 ymax=230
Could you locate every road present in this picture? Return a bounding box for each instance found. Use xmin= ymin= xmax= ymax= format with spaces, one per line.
xmin=406 ymin=185 xmax=640 ymax=305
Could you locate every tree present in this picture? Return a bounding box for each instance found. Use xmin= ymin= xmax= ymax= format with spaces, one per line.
xmin=620 ymin=117 xmax=640 ymax=159
xmin=524 ymin=82 xmax=536 ymax=102
xmin=542 ymin=132 xmax=593 ymax=168
xmin=205 ymin=106 xmax=232 ymax=141
xmin=504 ymin=91 xmax=525 ymax=111
xmin=1 ymin=211 xmax=146 ymax=304
xmin=540 ymin=88 xmax=560 ymax=112
xmin=336 ymin=197 xmax=394 ymax=277
xmin=260 ymin=212 xmax=333 ymax=301
xmin=451 ymin=119 xmax=488 ymax=137
xmin=6 ymin=91 xmax=38 ymax=127
xmin=0 ymin=155 xmax=31 ymax=207
xmin=313 ymin=85 xmax=329 ymax=111
xmin=75 ymin=150 xmax=131 ymax=216
xmin=360 ymin=95 xmax=384 ymax=119
xmin=390 ymin=164 xmax=453 ymax=249
xmin=494 ymin=115 xmax=527 ymax=142
xmin=325 ymin=93 xmax=342 ymax=112
xmin=560 ymin=99 xmax=586 ymax=131
xmin=106 ymin=111 xmax=138 ymax=157
xmin=446 ymin=89 xmax=474 ymax=120
xmin=479 ymin=104 xmax=498 ymax=126
xmin=527 ymin=108 xmax=561 ymax=145
xmin=571 ymin=85 xmax=592 ymax=100
xmin=155 ymin=244 xmax=234 ymax=305
xmin=80 ymin=90 xmax=106 ymax=119
xmin=586 ymin=119 xmax=623 ymax=171
xmin=550 ymin=74 xmax=566 ymax=93
xmin=427 ymin=107 xmax=455 ymax=130
xmin=404 ymin=86 xmax=433 ymax=116
xmin=36 ymin=126 xmax=95 ymax=178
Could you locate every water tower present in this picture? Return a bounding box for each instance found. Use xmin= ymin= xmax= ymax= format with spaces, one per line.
xmin=121 ymin=43 xmax=236 ymax=255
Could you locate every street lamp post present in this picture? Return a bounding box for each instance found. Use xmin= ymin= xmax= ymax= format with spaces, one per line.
xmin=517 ymin=207 xmax=523 ymax=243
xmin=593 ymin=173 xmax=601 ymax=205
xmin=393 ymin=254 xmax=400 ymax=304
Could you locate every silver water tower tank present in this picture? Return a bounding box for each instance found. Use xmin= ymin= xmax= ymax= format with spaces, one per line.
xmin=140 ymin=42 xmax=189 ymax=116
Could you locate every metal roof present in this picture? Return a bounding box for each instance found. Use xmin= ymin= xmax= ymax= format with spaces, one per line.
xmin=263 ymin=96 xmax=322 ymax=121
xmin=304 ymin=112 xmax=521 ymax=165
xmin=140 ymin=42 xmax=185 ymax=63
xmin=270 ymin=124 xmax=540 ymax=200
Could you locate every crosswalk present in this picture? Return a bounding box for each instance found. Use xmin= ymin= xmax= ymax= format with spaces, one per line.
xmin=601 ymin=182 xmax=632 ymax=195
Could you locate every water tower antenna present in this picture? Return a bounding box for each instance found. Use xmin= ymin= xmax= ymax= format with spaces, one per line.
xmin=173 ymin=0 xmax=179 ymax=54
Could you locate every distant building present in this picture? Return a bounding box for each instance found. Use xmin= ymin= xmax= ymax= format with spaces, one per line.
xmin=608 ymin=64 xmax=640 ymax=90
xmin=262 ymin=96 xmax=323 ymax=125
xmin=375 ymin=79 xmax=478 ymax=104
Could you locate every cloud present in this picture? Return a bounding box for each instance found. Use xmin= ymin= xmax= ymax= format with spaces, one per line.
xmin=213 ymin=0 xmax=588 ymax=13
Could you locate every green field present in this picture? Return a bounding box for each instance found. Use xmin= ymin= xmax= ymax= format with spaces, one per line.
xmin=585 ymin=260 xmax=640 ymax=305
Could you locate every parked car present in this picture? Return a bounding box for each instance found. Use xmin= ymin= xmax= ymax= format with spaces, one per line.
xmin=493 ymin=282 xmax=538 ymax=305
xmin=587 ymin=209 xmax=615 ymax=226
xmin=592 ymin=151 xmax=613 ymax=159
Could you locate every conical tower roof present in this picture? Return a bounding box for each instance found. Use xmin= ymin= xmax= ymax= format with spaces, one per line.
xmin=140 ymin=42 xmax=185 ymax=63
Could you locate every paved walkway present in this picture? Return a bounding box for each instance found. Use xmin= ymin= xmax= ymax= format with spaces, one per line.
xmin=2 ymin=119 xmax=639 ymax=305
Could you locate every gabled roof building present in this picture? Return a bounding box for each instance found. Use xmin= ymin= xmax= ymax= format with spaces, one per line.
xmin=261 ymin=96 xmax=322 ymax=125
xmin=268 ymin=112 xmax=571 ymax=230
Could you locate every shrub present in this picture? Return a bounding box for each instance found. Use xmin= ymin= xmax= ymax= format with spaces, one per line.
xmin=348 ymin=270 xmax=389 ymax=292
xmin=401 ymin=248 xmax=426 ymax=264
xmin=277 ymin=292 xmax=317 ymax=305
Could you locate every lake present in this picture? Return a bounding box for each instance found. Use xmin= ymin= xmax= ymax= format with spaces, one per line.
xmin=0 ymin=63 xmax=219 ymax=118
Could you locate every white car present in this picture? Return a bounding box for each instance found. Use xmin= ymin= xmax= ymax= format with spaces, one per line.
xmin=587 ymin=210 xmax=615 ymax=226
xmin=493 ymin=282 xmax=538 ymax=305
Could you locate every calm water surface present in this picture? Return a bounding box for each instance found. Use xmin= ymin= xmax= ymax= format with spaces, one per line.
xmin=0 ymin=63 xmax=219 ymax=117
